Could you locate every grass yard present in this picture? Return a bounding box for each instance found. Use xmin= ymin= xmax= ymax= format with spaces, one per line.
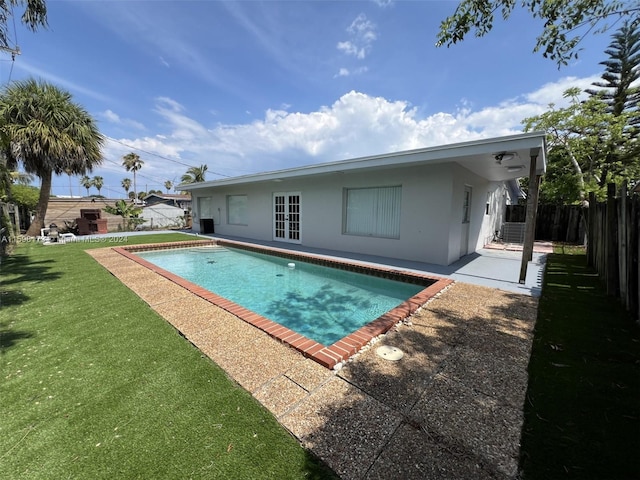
xmin=519 ymin=245 xmax=640 ymax=479
xmin=0 ymin=234 xmax=337 ymax=479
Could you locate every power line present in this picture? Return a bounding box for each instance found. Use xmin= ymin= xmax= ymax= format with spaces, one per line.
xmin=106 ymin=136 xmax=230 ymax=178
xmin=2 ymin=3 xmax=21 ymax=84
xmin=103 ymin=157 xmax=170 ymax=187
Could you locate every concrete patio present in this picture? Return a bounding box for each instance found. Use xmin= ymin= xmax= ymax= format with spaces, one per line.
xmin=197 ymin=233 xmax=549 ymax=297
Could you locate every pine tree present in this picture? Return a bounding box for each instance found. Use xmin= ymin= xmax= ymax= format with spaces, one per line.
xmin=586 ymin=17 xmax=640 ymax=186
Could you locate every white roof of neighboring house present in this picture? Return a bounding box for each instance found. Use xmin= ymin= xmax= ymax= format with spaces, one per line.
xmin=142 ymin=204 xmax=184 ymax=212
xmin=143 ymin=193 xmax=191 ymax=200
xmin=182 ymin=132 xmax=547 ymax=191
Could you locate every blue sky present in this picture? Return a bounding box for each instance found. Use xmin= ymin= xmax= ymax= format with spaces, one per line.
xmin=2 ymin=0 xmax=616 ymax=198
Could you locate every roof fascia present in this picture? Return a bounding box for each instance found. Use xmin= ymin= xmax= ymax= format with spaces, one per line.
xmin=181 ymin=131 xmax=546 ymax=191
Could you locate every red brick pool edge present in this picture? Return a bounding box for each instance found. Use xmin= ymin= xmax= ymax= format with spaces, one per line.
xmin=114 ymin=239 xmax=453 ymax=369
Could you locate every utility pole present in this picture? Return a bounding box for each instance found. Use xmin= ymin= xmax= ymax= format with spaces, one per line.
xmin=1 ymin=44 xmax=21 ymax=83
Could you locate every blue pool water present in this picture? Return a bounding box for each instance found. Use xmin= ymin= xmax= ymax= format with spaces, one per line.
xmin=137 ymin=246 xmax=424 ymax=346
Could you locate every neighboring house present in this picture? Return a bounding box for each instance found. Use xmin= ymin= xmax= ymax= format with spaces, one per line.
xmin=143 ymin=193 xmax=192 ymax=211
xmin=140 ymin=204 xmax=186 ymax=229
xmin=182 ymin=132 xmax=546 ymax=266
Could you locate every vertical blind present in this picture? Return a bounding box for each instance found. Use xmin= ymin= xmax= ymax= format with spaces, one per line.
xmin=227 ymin=195 xmax=248 ymax=225
xmin=198 ymin=197 xmax=213 ymax=219
xmin=345 ymin=186 xmax=401 ymax=238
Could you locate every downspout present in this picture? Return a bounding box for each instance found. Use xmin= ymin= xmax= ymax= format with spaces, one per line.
xmin=519 ymin=148 xmax=542 ymax=284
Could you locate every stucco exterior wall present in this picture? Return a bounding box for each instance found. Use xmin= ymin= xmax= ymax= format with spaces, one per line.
xmin=190 ymin=162 xmax=507 ymax=266
xmin=140 ymin=204 xmax=185 ymax=229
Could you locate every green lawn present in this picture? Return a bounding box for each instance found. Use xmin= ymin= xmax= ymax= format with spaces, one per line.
xmin=519 ymin=245 xmax=640 ymax=479
xmin=0 ymin=234 xmax=336 ymax=479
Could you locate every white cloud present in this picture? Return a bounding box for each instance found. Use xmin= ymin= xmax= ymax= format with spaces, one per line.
xmin=337 ymin=41 xmax=365 ymax=59
xmin=104 ymin=75 xmax=598 ymax=181
xmin=334 ymin=66 xmax=368 ymax=78
xmin=15 ymin=61 xmax=113 ymax=103
xmin=337 ymin=13 xmax=377 ymax=60
xmin=524 ymin=75 xmax=600 ymax=107
xmin=100 ymin=109 xmax=146 ymax=130
xmin=103 ymin=110 xmax=121 ymax=123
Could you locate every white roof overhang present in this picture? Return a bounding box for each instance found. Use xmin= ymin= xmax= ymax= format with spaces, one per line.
xmin=181 ymin=131 xmax=546 ymax=191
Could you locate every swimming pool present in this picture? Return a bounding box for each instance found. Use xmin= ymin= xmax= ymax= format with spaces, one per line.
xmin=137 ymin=246 xmax=424 ymax=346
xmin=116 ymin=240 xmax=452 ymax=368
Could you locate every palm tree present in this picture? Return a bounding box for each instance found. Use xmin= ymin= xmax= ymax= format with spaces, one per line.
xmin=10 ymin=170 xmax=34 ymax=185
xmin=0 ymin=1 xmax=48 ymax=51
xmin=122 ymin=152 xmax=143 ymax=203
xmin=121 ymin=177 xmax=131 ymax=198
xmin=80 ymin=175 xmax=92 ymax=196
xmin=180 ymin=164 xmax=208 ymax=184
xmin=0 ymin=154 xmax=11 ymax=200
xmin=164 ymin=180 xmax=173 ymax=193
xmin=0 ymin=79 xmax=104 ymax=237
xmin=92 ymin=175 xmax=104 ymax=196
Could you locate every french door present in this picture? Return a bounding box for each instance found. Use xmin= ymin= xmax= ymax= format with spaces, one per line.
xmin=460 ymin=186 xmax=472 ymax=257
xmin=273 ymin=192 xmax=301 ymax=243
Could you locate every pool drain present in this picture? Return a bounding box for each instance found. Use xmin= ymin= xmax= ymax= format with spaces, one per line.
xmin=376 ymin=345 xmax=404 ymax=361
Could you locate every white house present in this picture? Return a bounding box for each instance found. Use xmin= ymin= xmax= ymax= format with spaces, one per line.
xmin=182 ymin=132 xmax=546 ymax=266
xmin=140 ymin=204 xmax=186 ymax=229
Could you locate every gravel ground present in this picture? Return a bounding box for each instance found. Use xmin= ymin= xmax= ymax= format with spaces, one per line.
xmin=89 ymin=247 xmax=538 ymax=480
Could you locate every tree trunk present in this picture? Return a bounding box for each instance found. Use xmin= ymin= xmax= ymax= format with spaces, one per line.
xmin=133 ymin=171 xmax=137 ymax=204
xmin=25 ymin=172 xmax=52 ymax=237
xmin=567 ymin=149 xmax=587 ymax=205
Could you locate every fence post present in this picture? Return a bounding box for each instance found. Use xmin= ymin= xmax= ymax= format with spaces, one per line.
xmin=587 ymin=192 xmax=596 ymax=267
xmin=606 ymin=183 xmax=619 ymax=296
xmin=629 ymin=194 xmax=639 ymax=322
xmin=619 ymin=182 xmax=628 ymax=308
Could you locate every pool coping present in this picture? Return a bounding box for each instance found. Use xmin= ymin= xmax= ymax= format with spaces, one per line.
xmin=114 ymin=239 xmax=453 ymax=369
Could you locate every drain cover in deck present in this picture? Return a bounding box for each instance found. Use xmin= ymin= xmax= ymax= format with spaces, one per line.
xmin=376 ymin=345 xmax=404 ymax=361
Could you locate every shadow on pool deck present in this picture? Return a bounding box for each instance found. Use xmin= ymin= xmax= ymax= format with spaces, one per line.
xmin=89 ymin=245 xmax=539 ymax=480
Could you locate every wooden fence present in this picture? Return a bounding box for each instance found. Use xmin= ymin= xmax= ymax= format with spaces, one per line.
xmin=506 ymin=204 xmax=586 ymax=243
xmin=587 ymin=184 xmax=639 ymax=322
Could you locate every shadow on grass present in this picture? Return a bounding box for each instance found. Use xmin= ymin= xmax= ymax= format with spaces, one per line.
xmin=0 ymin=321 xmax=33 ymax=354
xmin=0 ymin=288 xmax=29 ymax=306
xmin=1 ymin=254 xmax=61 ymax=288
xmin=519 ymin=253 xmax=640 ymax=479
xmin=0 ymin=253 xmax=54 ymax=353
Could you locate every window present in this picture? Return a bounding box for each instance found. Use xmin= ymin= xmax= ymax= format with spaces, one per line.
xmin=344 ymin=186 xmax=401 ymax=239
xmin=227 ymin=195 xmax=248 ymax=225
xmin=462 ymin=186 xmax=472 ymax=223
xmin=198 ymin=197 xmax=212 ymax=219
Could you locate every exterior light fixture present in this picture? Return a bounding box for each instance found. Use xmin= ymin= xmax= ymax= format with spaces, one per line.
xmin=494 ymin=152 xmax=517 ymax=164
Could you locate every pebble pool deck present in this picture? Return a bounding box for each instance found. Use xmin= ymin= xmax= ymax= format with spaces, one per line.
xmin=88 ymin=240 xmax=539 ymax=479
